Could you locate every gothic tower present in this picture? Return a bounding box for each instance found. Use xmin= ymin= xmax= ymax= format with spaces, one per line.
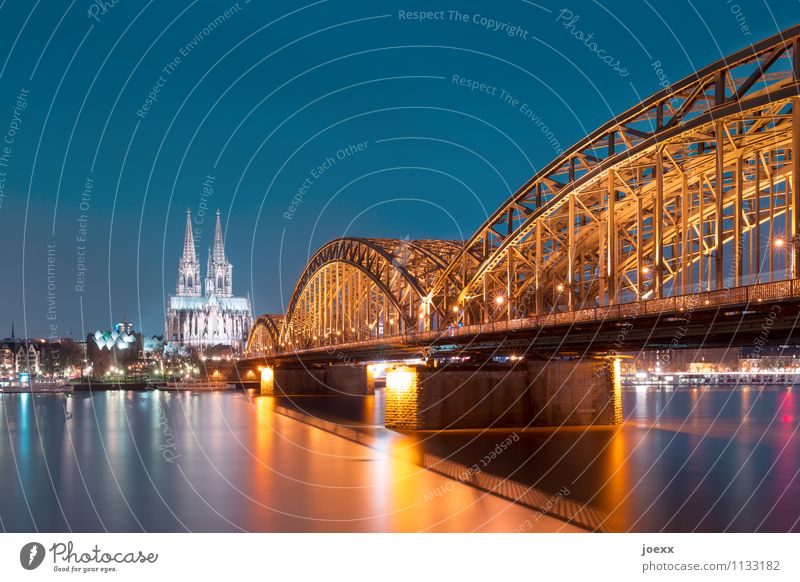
xmin=205 ymin=209 xmax=233 ymax=297
xmin=177 ymin=209 xmax=201 ymax=297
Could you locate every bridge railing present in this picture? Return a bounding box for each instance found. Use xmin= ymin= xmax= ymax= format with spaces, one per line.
xmin=245 ymin=279 xmax=800 ymax=358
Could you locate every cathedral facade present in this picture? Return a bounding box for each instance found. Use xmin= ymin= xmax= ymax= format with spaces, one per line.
xmin=165 ymin=209 xmax=253 ymax=351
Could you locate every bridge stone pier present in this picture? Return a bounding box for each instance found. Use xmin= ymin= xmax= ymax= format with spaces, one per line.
xmin=384 ymin=358 xmax=622 ymax=430
xmin=260 ymin=364 xmax=375 ymax=396
xmin=527 ymin=358 xmax=623 ymax=427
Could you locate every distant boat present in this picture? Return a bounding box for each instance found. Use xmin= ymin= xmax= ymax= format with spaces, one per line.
xmin=160 ymin=379 xmax=234 ymax=391
xmin=0 ymin=381 xmax=72 ymax=393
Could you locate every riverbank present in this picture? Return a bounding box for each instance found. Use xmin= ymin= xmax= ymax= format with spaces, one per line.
xmin=0 ymin=379 xmax=243 ymax=392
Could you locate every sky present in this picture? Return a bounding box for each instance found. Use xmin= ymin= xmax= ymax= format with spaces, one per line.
xmin=0 ymin=0 xmax=796 ymax=338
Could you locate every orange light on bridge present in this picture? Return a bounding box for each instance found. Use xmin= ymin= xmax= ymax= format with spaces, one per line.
xmin=452 ymin=305 xmax=459 ymax=313
xmin=386 ymin=367 xmax=415 ymax=393
xmin=641 ymin=266 xmax=650 ymax=274
xmin=495 ymin=295 xmax=504 ymax=305
xmin=556 ymin=284 xmax=565 ymax=292
xmin=774 ymin=237 xmax=785 ymax=248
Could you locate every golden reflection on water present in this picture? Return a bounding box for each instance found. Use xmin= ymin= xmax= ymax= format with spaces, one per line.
xmin=254 ymin=395 xmax=273 ymax=479
xmin=604 ymin=425 xmax=628 ymax=530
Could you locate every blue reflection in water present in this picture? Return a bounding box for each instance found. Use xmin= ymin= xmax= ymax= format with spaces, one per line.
xmin=0 ymin=386 xmax=797 ymax=532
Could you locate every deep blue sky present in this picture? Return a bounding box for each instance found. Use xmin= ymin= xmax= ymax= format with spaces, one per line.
xmin=0 ymin=0 xmax=796 ymax=338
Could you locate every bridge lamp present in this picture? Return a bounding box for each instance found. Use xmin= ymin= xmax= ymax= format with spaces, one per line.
xmin=452 ymin=305 xmax=460 ymax=313
xmin=350 ymin=327 xmax=356 ymax=333
xmin=389 ymin=318 xmax=395 ymax=324
xmin=774 ymin=237 xmax=785 ymax=248
xmin=336 ymin=330 xmax=341 ymax=336
xmin=495 ymin=295 xmax=505 ymax=305
xmin=556 ymin=284 xmax=565 ymax=292
xmin=641 ymin=266 xmax=650 ymax=274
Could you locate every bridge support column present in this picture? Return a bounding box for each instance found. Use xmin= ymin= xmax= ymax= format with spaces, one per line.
xmin=260 ymin=364 xmax=374 ymax=396
xmin=384 ymin=366 xmax=423 ymax=429
xmin=383 ymin=357 xmax=622 ymax=430
xmin=384 ymin=364 xmax=531 ymax=430
xmin=260 ymin=366 xmax=327 ymax=395
xmin=527 ymin=357 xmax=622 ymax=426
xmin=325 ymin=364 xmax=375 ymax=395
xmin=260 ymin=367 xmax=275 ymax=395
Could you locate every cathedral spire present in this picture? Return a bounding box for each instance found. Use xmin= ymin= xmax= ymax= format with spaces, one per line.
xmin=183 ymin=208 xmax=197 ymax=262
xmin=205 ymin=209 xmax=233 ymax=297
xmin=177 ymin=208 xmax=201 ymax=297
xmin=212 ymin=209 xmax=226 ymax=262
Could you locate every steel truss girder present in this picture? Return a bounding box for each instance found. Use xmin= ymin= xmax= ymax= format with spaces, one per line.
xmin=429 ymin=27 xmax=800 ymax=323
xmin=246 ymin=313 xmax=283 ymax=355
xmin=274 ymin=237 xmax=462 ymax=350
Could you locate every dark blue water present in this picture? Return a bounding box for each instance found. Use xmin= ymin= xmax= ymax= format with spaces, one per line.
xmin=0 ymin=387 xmax=798 ymax=532
xmin=277 ymin=386 xmax=800 ymax=532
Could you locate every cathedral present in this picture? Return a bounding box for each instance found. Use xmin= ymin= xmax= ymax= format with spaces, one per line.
xmin=165 ymin=209 xmax=253 ymax=351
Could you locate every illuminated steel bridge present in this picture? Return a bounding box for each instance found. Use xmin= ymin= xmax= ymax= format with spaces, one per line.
xmin=247 ymin=26 xmax=800 ymax=364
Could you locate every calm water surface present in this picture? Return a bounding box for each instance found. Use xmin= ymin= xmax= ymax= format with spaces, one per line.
xmin=0 ymin=386 xmax=798 ymax=532
xmin=0 ymin=390 xmax=567 ymax=533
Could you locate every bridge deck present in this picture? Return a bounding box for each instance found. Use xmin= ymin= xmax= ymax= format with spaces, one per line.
xmin=243 ymin=279 xmax=800 ymax=365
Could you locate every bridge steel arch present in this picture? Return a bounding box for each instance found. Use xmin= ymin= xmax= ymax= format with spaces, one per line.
xmin=428 ymin=25 xmax=800 ymax=327
xmin=247 ymin=237 xmax=464 ymax=354
xmin=246 ymin=314 xmax=283 ymax=355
